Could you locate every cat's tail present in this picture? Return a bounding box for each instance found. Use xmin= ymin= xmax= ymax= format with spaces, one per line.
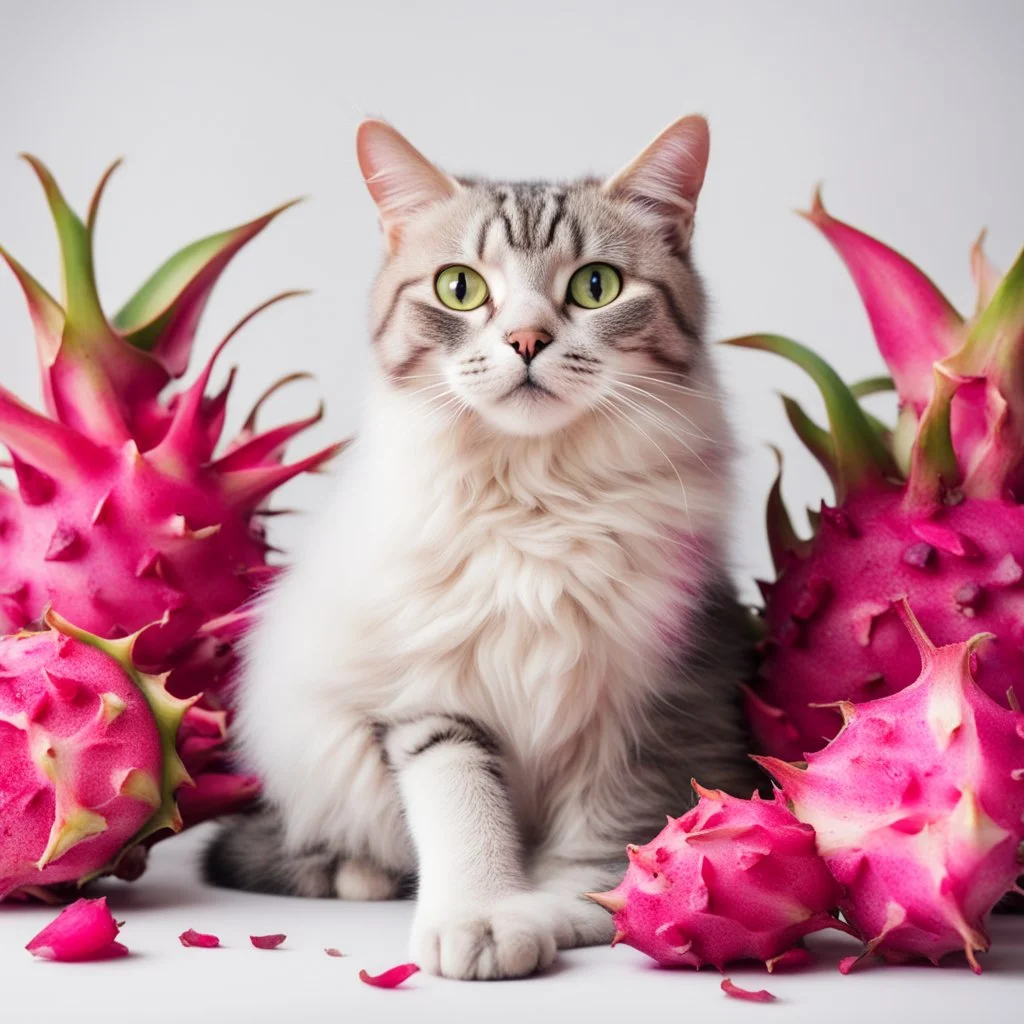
xmin=202 ymin=805 xmax=342 ymax=898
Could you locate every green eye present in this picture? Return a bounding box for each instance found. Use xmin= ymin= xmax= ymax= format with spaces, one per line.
xmin=568 ymin=263 xmax=622 ymax=309
xmin=435 ymin=265 xmax=489 ymax=311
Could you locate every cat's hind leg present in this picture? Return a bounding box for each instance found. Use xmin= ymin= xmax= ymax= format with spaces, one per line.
xmin=203 ymin=805 xmax=405 ymax=900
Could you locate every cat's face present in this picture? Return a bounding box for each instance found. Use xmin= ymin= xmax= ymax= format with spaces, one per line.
xmin=360 ymin=118 xmax=710 ymax=437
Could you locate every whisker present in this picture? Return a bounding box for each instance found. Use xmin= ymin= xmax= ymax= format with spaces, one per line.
xmin=597 ymin=395 xmax=692 ymax=532
xmin=609 ymin=388 xmax=716 ymax=479
xmin=615 ymin=372 xmax=722 ymax=403
xmin=403 ymin=381 xmax=450 ymax=400
xmin=610 ymin=379 xmax=711 ymax=440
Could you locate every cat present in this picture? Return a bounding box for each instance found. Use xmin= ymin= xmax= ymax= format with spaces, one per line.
xmin=204 ymin=115 xmax=760 ymax=980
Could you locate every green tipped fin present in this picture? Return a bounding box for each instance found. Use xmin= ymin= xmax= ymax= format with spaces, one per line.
xmin=780 ymin=394 xmax=837 ymax=484
xmin=21 ymin=155 xmax=106 ymax=337
xmin=904 ymin=366 xmax=962 ymax=514
xmin=850 ymin=376 xmax=895 ymax=398
xmin=765 ymin=446 xmax=808 ymax=571
xmin=724 ymin=334 xmax=899 ymax=501
xmin=114 ymin=199 xmax=302 ymax=377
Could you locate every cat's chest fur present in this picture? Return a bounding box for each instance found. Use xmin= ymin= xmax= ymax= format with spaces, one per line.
xmin=343 ymin=408 xmax=721 ymax=762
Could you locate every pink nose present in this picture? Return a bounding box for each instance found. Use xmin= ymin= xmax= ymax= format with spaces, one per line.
xmin=506 ymin=328 xmax=552 ymax=364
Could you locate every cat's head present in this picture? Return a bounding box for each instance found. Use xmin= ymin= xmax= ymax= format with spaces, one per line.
xmin=358 ymin=117 xmax=710 ymax=437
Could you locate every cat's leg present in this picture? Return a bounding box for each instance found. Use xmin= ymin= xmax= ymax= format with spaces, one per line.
xmin=526 ymin=853 xmax=622 ymax=948
xmin=380 ymin=713 xmax=561 ymax=980
xmin=203 ymin=804 xmax=407 ymax=900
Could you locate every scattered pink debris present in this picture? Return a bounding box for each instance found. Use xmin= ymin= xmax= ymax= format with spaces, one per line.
xmin=325 ymin=948 xmax=345 ymax=957
xmin=721 ymin=978 xmax=777 ymax=1003
xmin=766 ymin=947 xmax=814 ymax=973
xmin=838 ymin=955 xmax=862 ymax=975
xmin=358 ymin=962 xmax=420 ymax=988
xmin=179 ymin=929 xmax=220 ymax=948
xmin=26 ymin=897 xmax=128 ymax=962
xmin=250 ymin=933 xmax=287 ymax=950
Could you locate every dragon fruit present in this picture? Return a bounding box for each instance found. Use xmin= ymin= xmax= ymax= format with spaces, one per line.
xmin=585 ymin=781 xmax=847 ymax=970
xmin=756 ymin=601 xmax=1024 ymax=972
xmin=729 ymin=191 xmax=1024 ymax=761
xmin=0 ymin=611 xmax=191 ymax=898
xmin=0 ymin=157 xmax=343 ymax=688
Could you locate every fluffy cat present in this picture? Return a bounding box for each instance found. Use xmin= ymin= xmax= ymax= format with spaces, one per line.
xmin=205 ymin=115 xmax=759 ymax=980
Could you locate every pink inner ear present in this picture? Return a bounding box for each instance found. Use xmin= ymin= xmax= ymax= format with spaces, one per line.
xmin=605 ymin=116 xmax=710 ymax=233
xmin=356 ymin=120 xmax=459 ymax=249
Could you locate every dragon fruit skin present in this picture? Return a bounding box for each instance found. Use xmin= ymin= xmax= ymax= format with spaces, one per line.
xmin=729 ymin=193 xmax=1024 ymax=760
xmin=756 ymin=602 xmax=1024 ymax=973
xmin=0 ymin=611 xmax=191 ymax=898
xmin=0 ymin=158 xmax=343 ymax=683
xmin=586 ymin=782 xmax=847 ymax=970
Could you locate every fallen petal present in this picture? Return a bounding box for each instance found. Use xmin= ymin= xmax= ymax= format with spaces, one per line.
xmin=358 ymin=962 xmax=421 ymax=988
xmin=325 ymin=948 xmax=345 ymax=957
xmin=26 ymin=898 xmax=125 ymax=962
xmin=721 ymin=978 xmax=776 ymax=1003
xmin=250 ymin=933 xmax=286 ymax=949
xmin=179 ymin=929 xmax=220 ymax=948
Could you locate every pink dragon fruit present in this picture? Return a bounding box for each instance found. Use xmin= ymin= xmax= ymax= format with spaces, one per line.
xmin=586 ymin=781 xmax=847 ymax=970
xmin=728 ymin=192 xmax=1024 ymax=760
xmin=756 ymin=601 xmax=1024 ymax=973
xmin=26 ymin=897 xmax=129 ymax=961
xmin=0 ymin=611 xmax=191 ymax=897
xmin=0 ymin=157 xmax=343 ymax=688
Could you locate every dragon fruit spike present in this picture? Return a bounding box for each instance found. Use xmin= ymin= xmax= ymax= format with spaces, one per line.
xmin=756 ymin=600 xmax=1024 ymax=973
xmin=726 ymin=235 xmax=1024 ymax=759
xmin=799 ymin=187 xmax=964 ymax=415
xmin=0 ymin=611 xmax=193 ymax=897
xmin=1 ymin=155 xmax=302 ymax=451
xmin=586 ymin=781 xmax=847 ymax=971
xmin=0 ymin=159 xmax=345 ymax=674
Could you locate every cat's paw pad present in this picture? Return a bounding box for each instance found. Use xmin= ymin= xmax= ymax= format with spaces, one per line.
xmin=412 ymin=896 xmax=559 ymax=980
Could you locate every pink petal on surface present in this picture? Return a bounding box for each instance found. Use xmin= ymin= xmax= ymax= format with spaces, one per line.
xmin=26 ymin=898 xmax=126 ymax=962
xmin=325 ymin=948 xmax=345 ymax=957
xmin=250 ymin=933 xmax=286 ymax=949
xmin=179 ymin=929 xmax=220 ymax=948
xmin=721 ymin=978 xmax=777 ymax=1003
xmin=358 ymin=963 xmax=421 ymax=988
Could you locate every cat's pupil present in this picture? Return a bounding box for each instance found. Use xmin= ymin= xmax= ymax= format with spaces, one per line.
xmin=455 ymin=272 xmax=468 ymax=303
xmin=589 ymin=270 xmax=602 ymax=302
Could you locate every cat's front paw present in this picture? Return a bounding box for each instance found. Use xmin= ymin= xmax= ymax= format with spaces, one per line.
xmin=411 ymin=894 xmax=560 ymax=980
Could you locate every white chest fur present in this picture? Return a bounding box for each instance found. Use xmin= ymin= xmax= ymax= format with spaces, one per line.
xmin=237 ymin=384 xmax=730 ymax=863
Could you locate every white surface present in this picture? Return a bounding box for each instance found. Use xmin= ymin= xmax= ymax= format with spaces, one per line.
xmin=0 ymin=827 xmax=1020 ymax=1024
xmin=1 ymin=1 xmax=1022 ymax=599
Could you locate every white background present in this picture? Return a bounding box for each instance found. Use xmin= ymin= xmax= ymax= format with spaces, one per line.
xmin=0 ymin=1 xmax=1022 ymax=1019
xmin=2 ymin=0 xmax=1022 ymax=597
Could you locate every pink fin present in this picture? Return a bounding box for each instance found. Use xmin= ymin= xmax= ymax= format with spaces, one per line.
xmin=802 ymin=187 xmax=963 ymax=413
xmin=219 ymin=441 xmax=349 ymax=510
xmin=212 ymin=404 xmax=324 ymax=473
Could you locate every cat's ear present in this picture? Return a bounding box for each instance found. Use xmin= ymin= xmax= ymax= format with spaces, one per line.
xmin=356 ymin=120 xmax=460 ymax=251
xmin=604 ymin=115 xmax=710 ymax=251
